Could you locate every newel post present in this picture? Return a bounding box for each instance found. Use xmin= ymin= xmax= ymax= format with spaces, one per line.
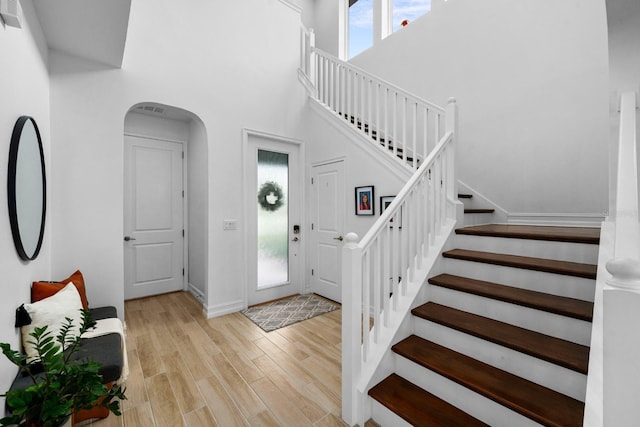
xmin=603 ymin=90 xmax=640 ymax=426
xmin=342 ymin=232 xmax=363 ymax=426
xmin=604 ymin=258 xmax=640 ymax=426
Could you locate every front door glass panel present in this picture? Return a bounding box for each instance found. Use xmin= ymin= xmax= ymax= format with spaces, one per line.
xmin=257 ymin=149 xmax=289 ymax=288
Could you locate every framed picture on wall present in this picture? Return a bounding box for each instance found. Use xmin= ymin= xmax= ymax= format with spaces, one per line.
xmin=355 ymin=186 xmax=374 ymax=215
xmin=380 ymin=195 xmax=402 ymax=228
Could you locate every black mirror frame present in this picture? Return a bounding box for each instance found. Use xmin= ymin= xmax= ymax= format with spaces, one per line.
xmin=8 ymin=116 xmax=47 ymax=261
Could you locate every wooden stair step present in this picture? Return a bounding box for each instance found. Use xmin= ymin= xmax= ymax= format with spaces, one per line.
xmin=443 ymin=249 xmax=597 ymax=279
xmin=412 ymin=302 xmax=589 ymax=373
xmin=393 ymin=335 xmax=585 ymax=427
xmin=464 ymin=208 xmax=495 ymax=214
xmin=456 ymin=224 xmax=601 ymax=244
xmin=429 ymin=274 xmax=594 ymax=321
xmin=369 ymin=373 xmax=489 ymax=427
xmin=458 ymin=193 xmax=473 ymax=199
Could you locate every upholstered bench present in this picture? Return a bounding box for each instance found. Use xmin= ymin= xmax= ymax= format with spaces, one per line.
xmin=7 ymin=271 xmax=126 ymax=423
xmin=9 ymin=306 xmax=123 ymax=392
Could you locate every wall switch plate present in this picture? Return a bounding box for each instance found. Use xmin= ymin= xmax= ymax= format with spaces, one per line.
xmin=223 ymin=220 xmax=237 ymax=230
xmin=0 ymin=0 xmax=22 ymax=28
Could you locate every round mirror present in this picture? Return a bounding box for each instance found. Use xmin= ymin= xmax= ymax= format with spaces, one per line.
xmin=8 ymin=116 xmax=46 ymax=261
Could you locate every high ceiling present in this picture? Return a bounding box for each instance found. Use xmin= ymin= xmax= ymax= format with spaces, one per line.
xmin=33 ymin=0 xmax=131 ymax=68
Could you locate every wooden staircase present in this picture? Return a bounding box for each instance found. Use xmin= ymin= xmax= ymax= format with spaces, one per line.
xmin=368 ymin=224 xmax=600 ymax=426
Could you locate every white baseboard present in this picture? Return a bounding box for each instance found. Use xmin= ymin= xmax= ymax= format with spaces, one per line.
xmin=205 ymin=299 xmax=245 ymax=318
xmin=188 ymin=283 xmax=205 ymax=302
xmin=507 ymin=213 xmax=605 ymax=228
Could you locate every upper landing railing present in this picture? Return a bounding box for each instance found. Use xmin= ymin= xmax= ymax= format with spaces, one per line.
xmin=299 ymin=26 xmax=446 ymax=170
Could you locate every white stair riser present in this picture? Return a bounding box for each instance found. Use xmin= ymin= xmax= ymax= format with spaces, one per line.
xmin=442 ymin=258 xmax=596 ymax=301
xmin=412 ymin=318 xmax=587 ymax=401
xmin=454 ymin=234 xmax=598 ymax=264
xmin=394 ymin=356 xmax=541 ymax=427
xmin=370 ymin=400 xmax=412 ymax=427
xmin=462 ymin=213 xmax=496 ymax=227
xmin=428 ymin=285 xmax=592 ymax=345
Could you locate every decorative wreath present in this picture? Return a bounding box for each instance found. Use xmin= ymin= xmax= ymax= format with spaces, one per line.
xmin=257 ymin=181 xmax=285 ymax=212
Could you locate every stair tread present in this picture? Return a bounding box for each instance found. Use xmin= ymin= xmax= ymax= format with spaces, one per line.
xmin=369 ymin=373 xmax=489 ymax=427
xmin=412 ymin=302 xmax=589 ymax=373
xmin=464 ymin=208 xmax=495 ymax=214
xmin=429 ymin=274 xmax=594 ymax=321
xmin=456 ymin=224 xmax=600 ymax=244
xmin=393 ymin=336 xmax=585 ymax=427
xmin=443 ymin=248 xmax=597 ymax=279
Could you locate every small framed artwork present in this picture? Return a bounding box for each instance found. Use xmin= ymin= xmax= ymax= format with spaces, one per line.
xmin=380 ymin=195 xmax=402 ymax=228
xmin=355 ymin=186 xmax=374 ymax=215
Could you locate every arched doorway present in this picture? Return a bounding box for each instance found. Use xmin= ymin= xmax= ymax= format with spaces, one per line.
xmin=123 ymin=102 xmax=208 ymax=304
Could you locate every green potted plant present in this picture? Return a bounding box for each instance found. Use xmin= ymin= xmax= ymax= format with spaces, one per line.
xmin=0 ymin=310 xmax=126 ymax=427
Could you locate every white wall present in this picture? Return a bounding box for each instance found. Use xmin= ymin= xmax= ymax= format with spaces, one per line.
xmin=49 ymin=0 xmax=307 ymax=318
xmin=343 ymin=0 xmax=610 ymax=218
xmin=606 ymin=0 xmax=640 ymax=213
xmin=312 ymin=0 xmax=341 ymax=57
xmin=608 ymin=0 xmax=640 ymax=94
xmin=0 ymin=0 xmax=51 ymax=409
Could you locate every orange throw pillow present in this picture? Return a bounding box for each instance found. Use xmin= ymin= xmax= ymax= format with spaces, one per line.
xmin=32 ymin=270 xmax=89 ymax=309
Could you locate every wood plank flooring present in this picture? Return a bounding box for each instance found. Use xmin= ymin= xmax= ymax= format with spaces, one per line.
xmin=77 ymin=291 xmax=349 ymax=427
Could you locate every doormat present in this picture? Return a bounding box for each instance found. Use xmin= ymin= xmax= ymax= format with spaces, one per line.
xmin=242 ymin=294 xmax=339 ymax=332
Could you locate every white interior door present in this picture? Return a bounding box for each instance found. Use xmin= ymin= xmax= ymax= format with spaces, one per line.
xmin=310 ymin=160 xmax=344 ymax=302
xmin=124 ymin=135 xmax=184 ymax=299
xmin=245 ymin=132 xmax=302 ymax=306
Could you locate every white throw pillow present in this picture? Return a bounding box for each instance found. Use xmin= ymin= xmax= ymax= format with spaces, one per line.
xmin=21 ymin=283 xmax=83 ymax=362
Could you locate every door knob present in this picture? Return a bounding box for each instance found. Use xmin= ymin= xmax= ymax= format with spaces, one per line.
xmin=124 ymin=236 xmax=136 ymax=241
xmin=333 ymin=236 xmax=344 ymax=241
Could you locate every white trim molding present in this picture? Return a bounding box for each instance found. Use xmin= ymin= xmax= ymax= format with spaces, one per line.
xmin=205 ymin=299 xmax=245 ymax=318
xmin=276 ymin=0 xmax=302 ymax=14
xmin=507 ymin=213 xmax=606 ymax=228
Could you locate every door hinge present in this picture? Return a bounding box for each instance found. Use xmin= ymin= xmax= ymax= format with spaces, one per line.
xmin=182 ymin=229 xmax=185 ymax=237
xmin=311 ymin=223 xmax=314 ymax=230
xmin=311 ymin=177 xmax=314 ymax=184
xmin=182 ymin=268 xmax=185 ymax=276
xmin=311 ymin=269 xmax=314 ymax=276
xmin=182 ymin=190 xmax=184 ymax=198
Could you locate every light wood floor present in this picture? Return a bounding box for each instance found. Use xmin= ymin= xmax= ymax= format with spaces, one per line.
xmin=78 ymin=291 xmax=348 ymax=427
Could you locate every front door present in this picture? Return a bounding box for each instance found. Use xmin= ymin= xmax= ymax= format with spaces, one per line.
xmin=124 ymin=135 xmax=184 ymax=299
xmin=310 ymin=160 xmax=345 ymax=302
xmin=245 ymin=132 xmax=302 ymax=306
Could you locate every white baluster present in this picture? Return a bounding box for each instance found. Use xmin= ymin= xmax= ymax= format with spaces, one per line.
xmin=383 ymin=225 xmax=390 ymax=324
xmin=402 ymin=97 xmax=407 ymax=165
xmin=412 ymin=102 xmax=417 ymax=169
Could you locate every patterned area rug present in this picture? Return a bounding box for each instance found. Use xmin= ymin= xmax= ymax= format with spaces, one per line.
xmin=242 ymin=294 xmax=339 ymax=332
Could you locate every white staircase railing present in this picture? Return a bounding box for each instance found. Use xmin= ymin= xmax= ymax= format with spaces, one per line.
xmin=342 ymin=98 xmax=458 ymax=425
xmin=298 ymin=25 xmax=459 ymax=425
xmin=599 ymin=91 xmax=640 ymax=426
xmin=299 ymin=27 xmax=446 ymax=170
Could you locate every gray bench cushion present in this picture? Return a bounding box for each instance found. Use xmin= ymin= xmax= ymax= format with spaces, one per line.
xmin=9 ymin=306 xmax=122 ymax=394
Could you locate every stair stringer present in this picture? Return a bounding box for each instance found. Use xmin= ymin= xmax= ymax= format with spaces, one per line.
xmin=458 ymin=180 xmax=508 ymax=225
xmin=356 ymin=218 xmax=459 ymax=424
xmin=308 ymin=97 xmax=414 ymax=183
